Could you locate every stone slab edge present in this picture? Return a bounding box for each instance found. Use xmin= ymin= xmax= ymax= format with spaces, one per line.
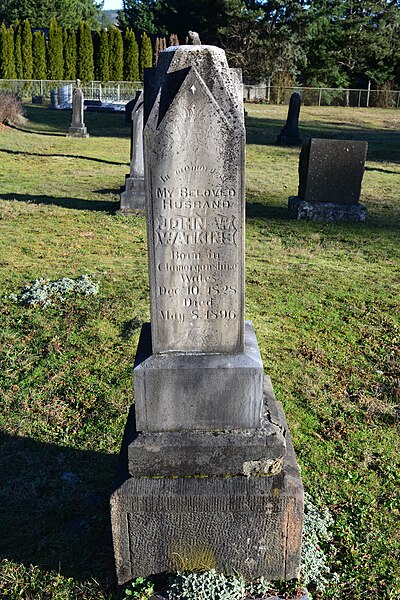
xmin=127 ymin=376 xmax=287 ymax=477
xmin=288 ymin=196 xmax=367 ymax=222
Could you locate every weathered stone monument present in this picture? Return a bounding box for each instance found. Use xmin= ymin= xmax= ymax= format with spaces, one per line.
xmin=119 ymin=91 xmax=145 ymax=212
xmin=67 ymin=80 xmax=89 ymax=137
xmin=111 ymin=44 xmax=304 ymax=587
xmin=288 ymin=138 xmax=368 ymax=221
xmin=277 ymin=92 xmax=302 ymax=146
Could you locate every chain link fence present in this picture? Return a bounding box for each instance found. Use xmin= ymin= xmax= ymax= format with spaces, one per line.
xmin=243 ymin=84 xmax=400 ymax=108
xmin=1 ymin=79 xmax=399 ymax=108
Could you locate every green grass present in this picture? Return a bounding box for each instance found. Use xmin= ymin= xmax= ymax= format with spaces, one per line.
xmin=0 ymin=103 xmax=399 ymax=599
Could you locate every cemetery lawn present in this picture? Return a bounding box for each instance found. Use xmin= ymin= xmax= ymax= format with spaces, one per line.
xmin=0 ymin=103 xmax=399 ymax=599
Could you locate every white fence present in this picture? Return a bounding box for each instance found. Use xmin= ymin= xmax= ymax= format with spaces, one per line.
xmin=0 ymin=79 xmax=142 ymax=103
xmin=1 ymin=79 xmax=399 ymax=108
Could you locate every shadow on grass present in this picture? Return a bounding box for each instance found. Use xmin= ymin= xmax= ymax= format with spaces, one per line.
xmin=24 ymin=105 xmax=129 ymax=139
xmin=245 ymin=116 xmax=400 ymax=163
xmin=0 ymin=430 xmax=117 ymax=585
xmin=0 ymin=192 xmax=119 ymax=213
xmin=246 ymin=201 xmax=288 ymax=221
xmin=7 ymin=122 xmax=66 ymax=137
xmin=0 ymin=148 xmax=129 ymax=167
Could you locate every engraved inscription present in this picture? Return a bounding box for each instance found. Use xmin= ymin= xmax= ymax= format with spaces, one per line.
xmin=145 ymin=58 xmax=245 ymax=353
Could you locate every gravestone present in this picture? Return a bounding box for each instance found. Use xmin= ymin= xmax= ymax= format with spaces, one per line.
xmin=277 ymin=92 xmax=302 ymax=146
xmin=111 ymin=45 xmax=303 ymax=586
xmin=67 ymin=80 xmax=89 ymax=137
xmin=125 ymin=90 xmax=142 ymax=124
xmin=118 ymin=91 xmax=145 ymax=212
xmin=288 ymin=138 xmax=368 ymax=221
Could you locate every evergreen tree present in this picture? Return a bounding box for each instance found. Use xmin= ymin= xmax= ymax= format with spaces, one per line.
xmin=21 ymin=18 xmax=32 ymax=78
xmin=93 ymin=29 xmax=101 ymax=79
xmin=123 ymin=28 xmax=139 ymax=81
xmin=0 ymin=23 xmax=9 ymax=78
xmin=139 ymin=31 xmax=152 ymax=80
xmin=0 ymin=0 xmax=102 ymax=30
xmin=32 ymin=30 xmax=46 ymax=79
xmin=14 ymin=19 xmax=23 ymax=78
xmin=97 ymin=28 xmax=109 ymax=82
xmin=63 ymin=27 xmax=77 ymax=79
xmin=47 ymin=16 xmax=64 ymax=80
xmin=77 ymin=20 xmax=94 ymax=81
xmin=108 ymin=25 xmax=123 ymax=81
xmin=7 ymin=25 xmax=16 ymax=78
xmin=118 ymin=0 xmax=161 ymax=33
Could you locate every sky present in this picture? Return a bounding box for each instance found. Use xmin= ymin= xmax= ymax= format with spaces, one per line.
xmin=102 ymin=0 xmax=123 ymax=10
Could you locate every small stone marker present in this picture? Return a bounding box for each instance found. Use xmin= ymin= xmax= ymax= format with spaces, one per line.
xmin=67 ymin=80 xmax=89 ymax=138
xmin=288 ymin=138 xmax=368 ymax=221
xmin=111 ymin=44 xmax=304 ymax=587
xmin=277 ymin=92 xmax=302 ymax=146
xmin=118 ymin=91 xmax=145 ymax=212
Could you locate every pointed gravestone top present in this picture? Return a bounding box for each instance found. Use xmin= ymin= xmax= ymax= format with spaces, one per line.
xmin=144 ymin=45 xmax=245 ymax=354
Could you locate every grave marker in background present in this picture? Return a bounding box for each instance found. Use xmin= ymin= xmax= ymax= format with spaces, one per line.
xmin=118 ymin=91 xmax=145 ymax=212
xmin=288 ymin=138 xmax=368 ymax=221
xmin=277 ymin=92 xmax=302 ymax=146
xmin=66 ymin=80 xmax=89 ymax=138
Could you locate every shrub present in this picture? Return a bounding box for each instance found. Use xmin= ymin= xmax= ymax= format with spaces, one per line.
xmin=301 ymin=492 xmax=337 ymax=591
xmin=8 ymin=275 xmax=99 ymax=307
xmin=0 ymin=91 xmax=24 ymax=124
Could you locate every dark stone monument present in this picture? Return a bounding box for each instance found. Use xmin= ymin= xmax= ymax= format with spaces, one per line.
xmin=67 ymin=80 xmax=89 ymax=137
xmin=277 ymin=92 xmax=302 ymax=146
xmin=111 ymin=45 xmax=304 ymax=586
xmin=118 ymin=91 xmax=145 ymax=213
xmin=288 ymin=138 xmax=368 ymax=222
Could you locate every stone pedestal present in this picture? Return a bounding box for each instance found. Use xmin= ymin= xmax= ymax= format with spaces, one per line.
xmin=134 ymin=322 xmax=264 ymax=432
xmin=111 ymin=400 xmax=303 ymax=585
xmin=67 ymin=125 xmax=89 ymax=138
xmin=288 ymin=196 xmax=367 ymax=222
xmin=118 ymin=175 xmax=145 ymax=212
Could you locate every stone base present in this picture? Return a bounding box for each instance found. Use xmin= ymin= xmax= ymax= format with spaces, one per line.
xmin=128 ymin=377 xmax=286 ymax=477
xmin=111 ymin=402 xmax=303 ymax=585
xmin=134 ymin=321 xmax=264 ymax=432
xmin=67 ymin=126 xmax=89 ymax=137
xmin=288 ymin=196 xmax=367 ymax=222
xmin=118 ymin=176 xmax=145 ymax=212
xmin=276 ymin=133 xmax=302 ymax=146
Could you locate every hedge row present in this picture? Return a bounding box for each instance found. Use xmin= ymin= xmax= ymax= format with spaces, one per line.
xmin=0 ymin=18 xmax=153 ymax=82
